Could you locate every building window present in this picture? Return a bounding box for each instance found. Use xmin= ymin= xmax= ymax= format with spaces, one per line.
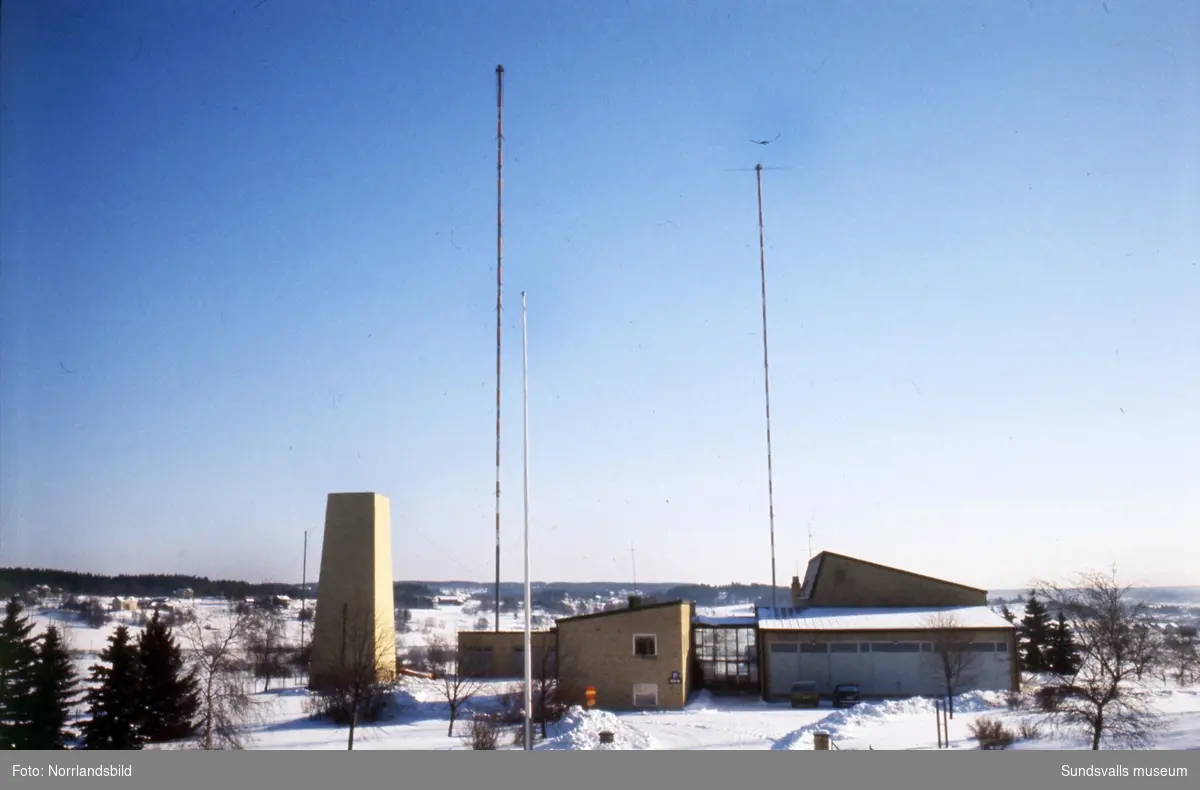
xmin=799 ymin=643 xmax=828 ymax=654
xmin=633 ymin=683 xmax=659 ymax=707
xmin=633 ymin=634 xmax=658 ymax=657
xmin=995 ymin=642 xmax=1009 ymax=653
xmin=871 ymin=642 xmax=921 ymax=653
xmin=769 ymin=642 xmax=798 ymax=653
xmin=829 ymin=643 xmax=858 ymax=654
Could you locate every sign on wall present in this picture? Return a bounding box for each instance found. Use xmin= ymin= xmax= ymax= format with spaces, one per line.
xmin=668 ymin=671 xmax=682 ymax=685
xmin=585 ymin=686 xmax=597 ymax=707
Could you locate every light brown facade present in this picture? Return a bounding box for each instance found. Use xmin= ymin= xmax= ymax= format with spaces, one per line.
xmin=791 ymin=552 xmax=988 ymax=609
xmin=308 ymin=493 xmax=397 ymax=689
xmin=556 ymin=601 xmax=693 ymax=711
xmin=456 ymin=629 xmax=557 ymax=677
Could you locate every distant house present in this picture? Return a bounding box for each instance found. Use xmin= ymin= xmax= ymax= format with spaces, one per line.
xmin=174 ymin=588 xmax=195 ymax=600
xmin=111 ymin=597 xmax=139 ymax=612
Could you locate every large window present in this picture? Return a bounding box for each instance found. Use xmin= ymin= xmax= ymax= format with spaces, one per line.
xmin=695 ymin=627 xmax=759 ymax=692
xmin=633 ymin=634 xmax=658 ymax=657
xmin=633 ymin=683 xmax=659 ymax=707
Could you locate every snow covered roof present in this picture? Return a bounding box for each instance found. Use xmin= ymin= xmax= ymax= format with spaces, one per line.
xmin=693 ymin=613 xmax=758 ymax=626
xmin=755 ymin=605 xmax=1014 ymax=632
xmin=693 ymin=604 xmax=757 ymax=626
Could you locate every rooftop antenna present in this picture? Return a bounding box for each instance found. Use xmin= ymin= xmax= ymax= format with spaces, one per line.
xmin=493 ymin=64 xmax=504 ymax=632
xmin=807 ymin=522 xmax=813 ymax=560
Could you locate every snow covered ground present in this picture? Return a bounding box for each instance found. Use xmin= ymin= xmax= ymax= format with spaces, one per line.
xmin=23 ymin=598 xmax=1200 ymax=751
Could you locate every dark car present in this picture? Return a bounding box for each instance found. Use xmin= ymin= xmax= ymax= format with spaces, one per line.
xmin=789 ymin=681 xmax=821 ymax=708
xmin=832 ymin=684 xmax=861 ymax=708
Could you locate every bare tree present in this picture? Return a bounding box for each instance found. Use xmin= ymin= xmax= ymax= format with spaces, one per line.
xmin=923 ymin=612 xmax=983 ymax=719
xmin=1164 ymin=634 xmax=1198 ymax=685
xmin=501 ymin=642 xmax=566 ymax=742
xmin=246 ymin=609 xmax=290 ymax=693
xmin=308 ymin=603 xmax=396 ymax=751
xmin=425 ymin=635 xmax=482 ymax=736
xmin=1129 ymin=623 xmax=1164 ymax=681
xmin=531 ymin=643 xmax=565 ymax=739
xmin=1035 ymin=568 xmax=1164 ymax=750
xmin=179 ymin=608 xmax=261 ymax=750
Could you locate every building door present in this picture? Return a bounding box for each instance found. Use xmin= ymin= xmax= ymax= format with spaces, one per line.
xmin=768 ymin=642 xmax=799 ymax=698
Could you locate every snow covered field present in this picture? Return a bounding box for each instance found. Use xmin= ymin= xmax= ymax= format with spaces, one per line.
xmin=23 ymin=597 xmax=1200 ymax=751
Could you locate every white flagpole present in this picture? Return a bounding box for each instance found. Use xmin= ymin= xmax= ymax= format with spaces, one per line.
xmin=521 ymin=291 xmax=533 ymax=751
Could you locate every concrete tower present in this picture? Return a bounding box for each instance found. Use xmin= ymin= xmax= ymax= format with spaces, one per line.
xmin=308 ymin=493 xmax=397 ymax=689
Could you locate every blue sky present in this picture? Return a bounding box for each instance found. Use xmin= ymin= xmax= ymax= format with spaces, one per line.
xmin=1 ymin=0 xmax=1196 ymax=591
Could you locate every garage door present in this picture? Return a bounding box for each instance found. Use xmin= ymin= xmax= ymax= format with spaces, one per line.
xmin=965 ymin=642 xmax=1014 ymax=692
xmin=829 ymin=643 xmax=873 ymax=692
xmin=798 ymin=644 xmax=832 ymax=694
xmin=867 ymin=642 xmax=924 ymax=697
xmin=768 ymin=642 xmax=799 ymax=697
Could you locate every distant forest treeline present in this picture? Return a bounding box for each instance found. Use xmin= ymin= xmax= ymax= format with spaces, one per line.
xmin=2 ymin=568 xmax=789 ymax=610
xmin=0 ymin=568 xmax=304 ymax=601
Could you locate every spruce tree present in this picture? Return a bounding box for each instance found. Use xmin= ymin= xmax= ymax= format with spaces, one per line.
xmin=1047 ymin=610 xmax=1082 ymax=676
xmin=0 ymin=597 xmax=38 ymax=749
xmin=27 ymin=626 xmax=80 ymax=750
xmin=137 ymin=612 xmax=199 ymax=743
xmin=1019 ymin=592 xmax=1053 ymax=673
xmin=82 ymin=626 xmax=145 ymax=750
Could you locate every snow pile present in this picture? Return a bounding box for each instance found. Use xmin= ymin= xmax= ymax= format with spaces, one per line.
xmin=540 ymin=706 xmax=654 ymax=750
xmin=775 ymin=691 xmax=1007 ymax=750
xmin=686 ymin=690 xmax=720 ymax=712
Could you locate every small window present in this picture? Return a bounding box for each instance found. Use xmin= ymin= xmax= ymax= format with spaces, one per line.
xmin=829 ymin=643 xmax=857 ymax=653
xmin=633 ymin=634 xmax=658 ymax=657
xmin=799 ymin=643 xmax=828 ymax=654
xmin=859 ymin=643 xmax=872 ymax=653
xmin=770 ymin=642 xmax=798 ymax=653
xmin=995 ymin=642 xmax=1009 ymax=653
xmin=921 ymin=643 xmax=933 ymax=653
xmin=633 ymin=683 xmax=658 ymax=707
xmin=966 ymin=642 xmax=996 ymax=653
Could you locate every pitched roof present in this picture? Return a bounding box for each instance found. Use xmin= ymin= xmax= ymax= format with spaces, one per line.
xmin=807 ymin=551 xmax=988 ymax=597
xmin=756 ymin=605 xmax=1015 ymax=632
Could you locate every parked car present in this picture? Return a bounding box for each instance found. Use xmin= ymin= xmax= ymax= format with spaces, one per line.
xmin=789 ymin=681 xmax=820 ymax=708
xmin=832 ymin=684 xmax=861 ymax=708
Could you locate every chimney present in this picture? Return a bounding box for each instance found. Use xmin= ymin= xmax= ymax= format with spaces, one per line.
xmin=790 ymin=576 xmax=802 ymax=608
xmin=627 ymin=595 xmax=642 ymax=609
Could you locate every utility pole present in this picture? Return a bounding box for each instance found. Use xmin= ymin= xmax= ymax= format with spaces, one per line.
xmin=301 ymin=528 xmax=313 ymax=654
xmin=494 ymin=64 xmax=505 ymax=633
xmin=755 ymin=163 xmax=780 ymax=614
